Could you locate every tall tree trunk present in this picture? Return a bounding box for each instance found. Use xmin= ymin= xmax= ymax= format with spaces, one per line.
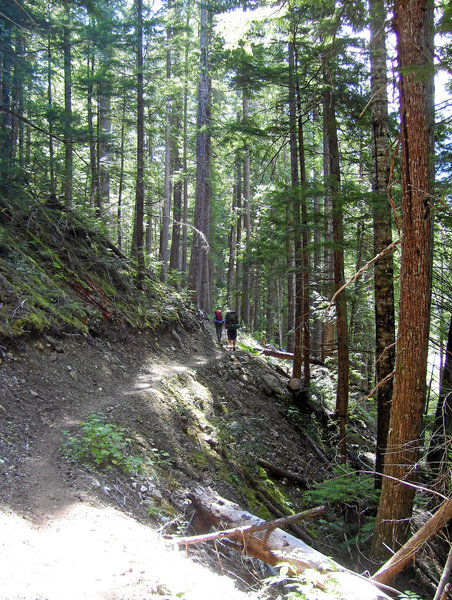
xmin=312 ymin=103 xmax=322 ymax=360
xmin=227 ymin=179 xmax=238 ymax=308
xmin=0 ymin=21 xmax=12 ymax=173
xmin=324 ymin=86 xmax=349 ymax=464
xmin=322 ymin=94 xmax=335 ymax=360
xmin=372 ymin=0 xmax=434 ymax=558
xmin=169 ymin=112 xmax=182 ymax=278
xmin=87 ymin=50 xmax=98 ymax=209
xmin=188 ymin=1 xmax=211 ymax=310
xmin=235 ymin=161 xmax=242 ymax=315
xmin=295 ymin=48 xmax=310 ymax=390
xmin=369 ymin=0 xmax=396 ymax=489
xmin=288 ymin=39 xmax=303 ymax=379
xmin=265 ymin=273 xmax=275 ymax=345
xmin=117 ymin=93 xmax=127 ymax=249
xmin=98 ymin=88 xmax=111 ymax=216
xmin=160 ymin=20 xmax=172 ymax=283
xmin=63 ymin=3 xmax=73 ymax=211
xmin=12 ymin=33 xmax=25 ymax=168
xmin=134 ymin=0 xmax=146 ymax=286
xmin=241 ymin=90 xmax=251 ymax=324
xmin=253 ymin=271 xmax=260 ymax=332
xmin=145 ymin=126 xmax=154 ymax=256
xmin=181 ymin=8 xmax=191 ymax=286
xmin=47 ymin=24 xmax=56 ymax=196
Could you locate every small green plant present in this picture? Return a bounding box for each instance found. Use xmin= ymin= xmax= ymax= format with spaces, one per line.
xmin=399 ymin=592 xmax=427 ymax=600
xmin=306 ymin=465 xmax=378 ymax=507
xmin=263 ymin=565 xmax=342 ymax=600
xmin=61 ymin=412 xmax=143 ymax=474
xmin=305 ymin=466 xmax=379 ymax=551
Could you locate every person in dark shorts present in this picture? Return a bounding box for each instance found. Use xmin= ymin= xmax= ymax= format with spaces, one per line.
xmin=224 ymin=310 xmax=240 ymax=351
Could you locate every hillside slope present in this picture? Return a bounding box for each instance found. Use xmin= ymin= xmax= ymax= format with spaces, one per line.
xmin=0 ymin=193 xmax=402 ymax=599
xmin=0 ymin=311 xmax=336 ymax=599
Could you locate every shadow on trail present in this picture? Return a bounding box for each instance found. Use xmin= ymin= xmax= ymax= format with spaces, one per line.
xmin=0 ymin=320 xmax=228 ymax=526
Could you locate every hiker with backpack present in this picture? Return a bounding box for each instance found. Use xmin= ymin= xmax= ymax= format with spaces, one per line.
xmin=225 ymin=310 xmax=240 ymax=351
xmin=213 ymin=309 xmax=224 ymax=343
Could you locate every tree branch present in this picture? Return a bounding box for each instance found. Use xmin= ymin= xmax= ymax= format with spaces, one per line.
xmin=327 ymin=239 xmax=400 ymax=310
xmin=175 ymin=505 xmax=325 ymax=547
xmin=372 ymin=497 xmax=452 ymax=585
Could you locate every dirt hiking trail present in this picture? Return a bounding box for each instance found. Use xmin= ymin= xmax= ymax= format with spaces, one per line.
xmin=0 ymin=322 xmax=255 ymax=600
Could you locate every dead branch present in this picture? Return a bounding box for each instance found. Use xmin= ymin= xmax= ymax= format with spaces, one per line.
xmin=185 ymin=487 xmax=393 ymax=599
xmin=374 ymin=343 xmax=397 ymax=366
xmin=372 ymin=496 xmax=452 ymax=585
xmin=260 ymin=348 xmax=295 ymax=360
xmin=327 ymin=239 xmax=401 ymax=311
xmin=11 ymin=299 xmax=27 ymax=322
xmin=175 ymin=505 xmax=325 ymax=546
xmin=360 ymin=370 xmax=395 ymax=403
xmin=305 ymin=433 xmax=332 ymax=468
xmin=433 ymin=545 xmax=452 ymax=600
xmin=257 ymin=458 xmax=307 ymax=487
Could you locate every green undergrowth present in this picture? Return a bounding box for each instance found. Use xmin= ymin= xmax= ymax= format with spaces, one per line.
xmin=0 ymin=192 xmax=185 ymax=340
xmin=61 ymin=412 xmax=145 ymax=474
xmin=61 ymin=411 xmax=172 ymax=476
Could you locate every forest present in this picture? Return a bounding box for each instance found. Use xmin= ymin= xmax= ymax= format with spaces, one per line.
xmin=0 ymin=0 xmax=452 ymax=597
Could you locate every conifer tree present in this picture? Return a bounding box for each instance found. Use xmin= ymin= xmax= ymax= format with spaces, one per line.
xmin=372 ymin=0 xmax=435 ymax=557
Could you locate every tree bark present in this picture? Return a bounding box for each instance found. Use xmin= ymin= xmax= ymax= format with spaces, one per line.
xmin=324 ymin=86 xmax=349 ymax=464
xmin=369 ymin=0 xmax=396 ymax=490
xmin=181 ymin=8 xmax=191 ymax=286
xmin=234 ymin=160 xmax=242 ymax=315
xmin=371 ymin=0 xmax=434 ymax=558
xmin=160 ymin=16 xmax=172 ymax=283
xmin=169 ymin=111 xmax=182 ymax=277
xmin=0 ymin=20 xmax=12 ymax=172
xmin=188 ymin=1 xmax=211 ymax=310
xmin=134 ymin=0 xmax=146 ymax=286
xmin=241 ymin=90 xmax=251 ymax=325
xmin=87 ymin=49 xmax=98 ymax=209
xmin=63 ymin=2 xmax=73 ymax=211
xmin=117 ymin=93 xmax=126 ymax=248
xmin=227 ymin=177 xmax=238 ymax=308
xmin=288 ymin=38 xmax=303 ymax=379
xmin=47 ymin=25 xmax=56 ymax=196
xmin=295 ymin=48 xmax=310 ymax=391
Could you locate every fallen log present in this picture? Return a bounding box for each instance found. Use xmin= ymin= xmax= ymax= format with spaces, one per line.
xmin=258 ymin=348 xmax=326 ymax=366
xmin=261 ymin=348 xmax=295 ymax=360
xmin=176 ymin=505 xmax=324 ymax=546
xmin=183 ymin=487 xmax=395 ymax=600
xmin=257 ymin=458 xmax=308 ymax=487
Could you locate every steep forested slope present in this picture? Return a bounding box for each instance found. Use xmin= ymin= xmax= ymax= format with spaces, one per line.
xmin=0 ymin=193 xmax=442 ymax=600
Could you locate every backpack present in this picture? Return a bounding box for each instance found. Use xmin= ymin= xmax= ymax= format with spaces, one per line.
xmin=225 ymin=311 xmax=239 ymax=329
xmin=214 ymin=310 xmax=223 ymax=324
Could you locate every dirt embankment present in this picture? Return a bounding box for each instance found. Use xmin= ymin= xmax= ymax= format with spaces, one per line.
xmin=1 ymin=316 xmax=330 ymax=599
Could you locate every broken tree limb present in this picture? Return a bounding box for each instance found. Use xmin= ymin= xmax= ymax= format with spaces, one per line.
xmin=185 ymin=487 xmax=393 ymax=600
xmin=372 ymin=497 xmax=452 ymax=585
xmin=304 ymin=433 xmax=332 ymax=468
xmin=260 ymin=348 xmax=295 ymax=360
xmin=175 ymin=505 xmax=324 ymax=546
xmin=252 ymin=490 xmax=317 ymax=547
xmin=257 ymin=458 xmax=308 ymax=487
xmin=327 ymin=238 xmax=401 ymax=311
xmin=433 ymin=544 xmax=452 ymax=600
